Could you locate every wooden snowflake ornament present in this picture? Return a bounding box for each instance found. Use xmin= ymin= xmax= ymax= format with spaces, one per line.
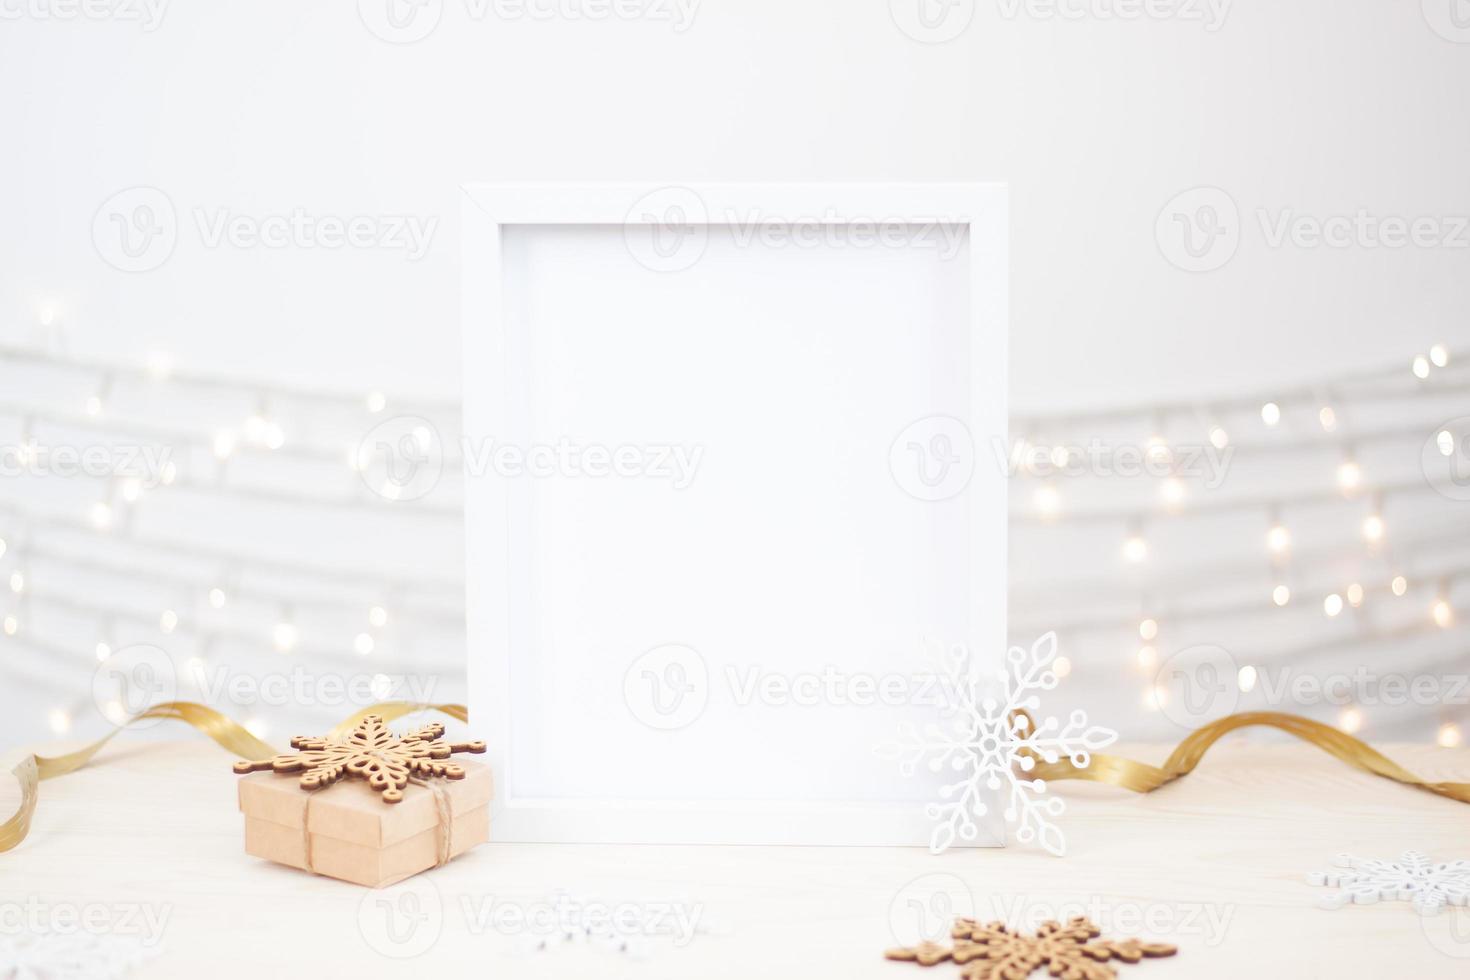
xmin=233 ymin=714 xmax=486 ymax=803
xmin=885 ymin=917 xmax=1176 ymax=980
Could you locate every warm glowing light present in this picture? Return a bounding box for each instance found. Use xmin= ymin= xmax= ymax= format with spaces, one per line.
xmin=1049 ymin=445 xmax=1070 ymax=468
xmin=9 ymin=572 xmax=23 ymax=594
xmin=366 ymin=391 xmax=387 ymax=414
xmin=1237 ymin=665 xmax=1258 ymax=693
xmin=1159 ymin=477 xmax=1186 ymax=509
xmin=1430 ymin=344 xmax=1450 ymax=368
xmin=1272 ymin=585 xmax=1291 ymax=607
xmin=354 ymin=632 xmax=375 ymax=656
xmin=1362 ymin=514 xmax=1385 ymax=543
xmin=90 ymin=502 xmax=113 ymax=529
xmin=1391 ymin=576 xmax=1408 ymax=597
xmin=1139 ymin=618 xmax=1159 ymax=641
xmin=159 ymin=609 xmax=178 ymax=634
xmin=103 ymin=699 xmax=126 ymax=725
xmin=370 ymin=674 xmax=393 ymax=700
xmin=0 ymin=538 xmax=6 ymax=559
xmin=95 ymin=642 xmax=111 ymax=662
xmin=1052 ymin=656 xmax=1072 ymax=679
xmin=1208 ymin=426 xmax=1229 ymax=450
xmin=368 ymin=605 xmax=388 ymax=628
xmin=213 ymin=430 xmax=237 ymax=461
xmin=1136 ymin=645 xmax=1158 ymax=670
xmin=1260 ymin=402 xmax=1281 ymax=426
xmin=1438 ymin=430 xmax=1456 ymax=457
xmin=3 ymin=616 xmax=17 ymax=636
xmin=1346 ymin=583 xmax=1364 ymax=607
xmin=1122 ymin=535 xmax=1148 ymax=563
xmin=1145 ymin=685 xmax=1167 ymax=711
xmin=1337 ymin=460 xmax=1361 ymax=491
xmin=1033 ymin=485 xmax=1061 ymax=519
xmin=1412 ymin=355 xmax=1431 ymax=379
xmin=1266 ymin=524 xmax=1291 ymax=554
xmin=273 ymin=622 xmax=298 ymax=652
xmin=160 ymin=462 xmax=177 ymax=486
xmin=1323 ymin=593 xmax=1344 ymax=617
xmin=209 ymin=588 xmax=227 ymax=609
xmin=1433 ymin=599 xmax=1454 ymax=629
xmin=146 ymin=351 xmax=174 ymax=380
xmin=1145 ymin=436 xmax=1171 ymax=467
xmin=1339 ymin=707 xmax=1363 ymax=734
xmin=1439 ymin=724 xmax=1463 ymax=748
xmin=47 ymin=709 xmax=70 ymax=734
xmin=1318 ymin=406 xmax=1337 ymax=432
xmin=244 ymin=718 xmax=268 ymax=739
xmin=85 ymin=395 xmax=103 ymax=416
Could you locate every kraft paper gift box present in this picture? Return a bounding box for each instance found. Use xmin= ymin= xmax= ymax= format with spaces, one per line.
xmin=236 ymin=761 xmax=492 ymax=887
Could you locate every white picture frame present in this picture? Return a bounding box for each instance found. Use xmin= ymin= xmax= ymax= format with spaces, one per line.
xmin=462 ymin=182 xmax=1008 ymax=845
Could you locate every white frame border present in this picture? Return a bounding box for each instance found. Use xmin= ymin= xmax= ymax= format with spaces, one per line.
xmin=461 ymin=182 xmax=1009 ymax=845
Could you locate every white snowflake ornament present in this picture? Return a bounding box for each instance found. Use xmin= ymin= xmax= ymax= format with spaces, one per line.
xmin=1309 ymin=850 xmax=1470 ymax=915
xmin=0 ymin=932 xmax=153 ymax=980
xmin=881 ymin=632 xmax=1117 ymax=857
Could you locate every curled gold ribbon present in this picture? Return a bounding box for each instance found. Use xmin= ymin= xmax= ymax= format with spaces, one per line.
xmin=0 ymin=700 xmax=467 ymax=854
xmin=1028 ymin=711 xmax=1470 ymax=805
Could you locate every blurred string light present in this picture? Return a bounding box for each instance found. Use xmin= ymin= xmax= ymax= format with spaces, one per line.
xmin=1440 ymin=723 xmax=1463 ymax=748
xmin=1339 ymin=707 xmax=1363 ymax=734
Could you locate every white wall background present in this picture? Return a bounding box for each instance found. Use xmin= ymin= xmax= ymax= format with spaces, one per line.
xmin=2 ymin=0 xmax=1468 ymax=749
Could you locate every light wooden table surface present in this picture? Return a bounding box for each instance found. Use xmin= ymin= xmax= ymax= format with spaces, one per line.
xmin=3 ymin=738 xmax=1469 ymax=979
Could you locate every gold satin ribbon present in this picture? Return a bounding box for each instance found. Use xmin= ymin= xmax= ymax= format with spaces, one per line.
xmin=1027 ymin=711 xmax=1470 ymax=805
xmin=3 ymin=705 xmax=1466 ymax=855
xmin=0 ymin=700 xmax=467 ymax=854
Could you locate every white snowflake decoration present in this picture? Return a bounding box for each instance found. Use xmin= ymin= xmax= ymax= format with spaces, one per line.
xmin=880 ymin=632 xmax=1117 ymax=857
xmin=0 ymin=932 xmax=154 ymax=980
xmin=1309 ymin=851 xmax=1470 ymax=915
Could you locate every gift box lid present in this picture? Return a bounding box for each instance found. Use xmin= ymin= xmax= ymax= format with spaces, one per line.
xmin=237 ymin=760 xmax=493 ymax=848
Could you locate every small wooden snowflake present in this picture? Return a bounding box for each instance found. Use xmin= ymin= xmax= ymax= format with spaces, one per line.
xmin=233 ymin=714 xmax=486 ymax=803
xmin=885 ymin=916 xmax=1177 ymax=980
